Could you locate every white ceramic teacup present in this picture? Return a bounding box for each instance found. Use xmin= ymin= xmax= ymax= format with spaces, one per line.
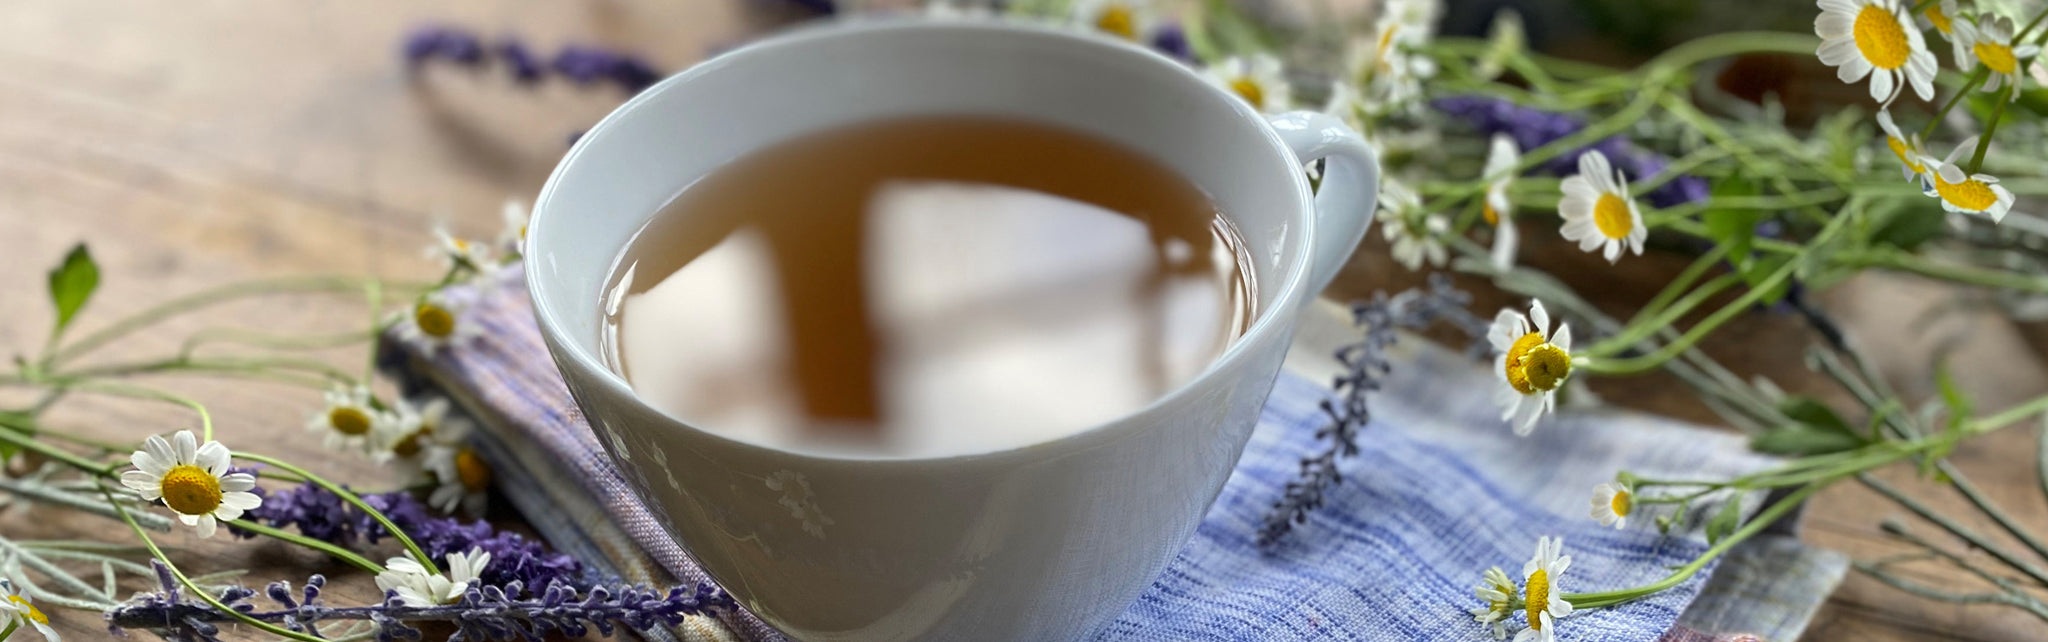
xmin=526 ymin=17 xmax=1378 ymax=641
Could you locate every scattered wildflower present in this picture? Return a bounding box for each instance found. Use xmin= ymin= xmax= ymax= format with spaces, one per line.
xmin=306 ymin=385 xmax=386 ymax=455
xmin=1204 ymin=54 xmax=1293 ymax=114
xmin=376 ymin=549 xmax=491 ymax=607
xmin=403 ymin=26 xmax=484 ymax=68
xmin=108 ymin=560 xmax=731 ymax=642
xmin=1483 ymin=133 xmax=1521 ymax=271
xmin=1325 ymin=80 xmax=1370 ymax=132
xmin=1920 ymin=0 xmax=1968 ymax=67
xmin=1814 ymin=0 xmax=1938 ymax=104
xmin=1469 ymin=566 xmax=1518 ymax=640
xmin=1516 ymin=536 xmax=1574 ymax=642
xmin=1150 ymin=23 xmax=1192 ymax=60
xmin=425 ymin=444 xmax=492 ymax=515
xmin=394 ymin=290 xmax=481 ymax=353
xmin=1923 ymin=136 xmax=2016 ymax=223
xmin=1432 ymin=97 xmax=1707 ymax=207
xmin=120 ymin=431 xmax=262 ymax=538
xmin=233 ymin=483 xmax=583 ymax=590
xmin=1489 ymin=300 xmax=1572 ymax=435
xmin=497 ymin=200 xmax=529 ymax=257
xmin=1071 ymin=0 xmax=1155 ymax=42
xmin=431 ymin=225 xmax=492 ymax=273
xmin=0 ymin=579 xmax=59 ymax=641
xmin=1590 ymin=481 xmax=1635 ymax=528
xmin=1375 ymin=180 xmax=1449 ymax=271
xmin=1955 ymin=15 xmax=2040 ymax=101
xmin=1558 ymin=150 xmax=1646 ymax=263
xmin=1343 ymin=18 xmax=1434 ymax=115
xmin=1875 ymin=109 xmax=1931 ymax=187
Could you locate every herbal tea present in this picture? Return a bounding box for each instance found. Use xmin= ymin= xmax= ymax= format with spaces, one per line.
xmin=602 ymin=116 xmax=1254 ymax=456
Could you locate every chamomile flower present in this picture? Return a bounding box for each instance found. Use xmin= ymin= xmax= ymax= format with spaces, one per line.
xmin=1483 ymin=134 xmax=1521 ymax=271
xmin=1488 ymin=300 xmax=1572 ymax=435
xmin=1071 ymin=0 xmax=1154 ymax=42
xmin=1923 ymin=136 xmax=2017 ymax=222
xmin=1557 ymin=150 xmax=1645 ymax=263
xmin=1375 ymin=180 xmax=1448 ymax=271
xmin=1204 ymin=54 xmax=1293 ymax=114
xmin=1344 ymin=19 xmax=1434 ymax=114
xmin=1590 ymin=481 xmax=1635 ymax=528
xmin=305 ymin=385 xmax=386 ymax=455
xmin=1515 ymin=536 xmax=1574 ymax=642
xmin=430 ymin=225 xmax=492 ymax=273
xmin=1 ymin=579 xmax=60 ymax=641
xmin=1920 ymin=0 xmax=1969 ymax=67
xmin=425 ymin=444 xmax=492 ymax=515
xmin=1815 ymin=0 xmax=1938 ymax=104
xmin=1469 ymin=566 xmax=1517 ymax=640
xmin=1955 ymin=15 xmax=2040 ymax=101
xmin=394 ymin=290 xmax=481 ymax=353
xmin=497 ymin=200 xmax=529 ymax=257
xmin=380 ymin=396 xmax=472 ymax=463
xmin=1875 ymin=109 xmax=1932 ymax=187
xmin=375 ymin=549 xmax=491 ymax=607
xmin=120 ymin=431 xmax=261 ymax=538
xmin=1324 ymin=80 xmax=1369 ymax=132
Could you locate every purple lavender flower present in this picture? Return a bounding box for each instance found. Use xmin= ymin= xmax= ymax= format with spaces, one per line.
xmin=767 ymin=0 xmax=837 ymax=14
xmin=1151 ymin=24 xmax=1192 ymax=61
xmin=551 ymin=45 xmax=621 ymax=85
xmin=403 ymin=26 xmax=486 ymax=68
xmin=1432 ymin=96 xmax=1709 ymax=208
xmin=106 ymin=562 xmax=733 ymax=642
xmin=404 ymin=26 xmax=664 ymax=94
xmin=230 ymin=483 xmax=587 ymax=590
xmin=494 ymin=38 xmax=543 ymax=83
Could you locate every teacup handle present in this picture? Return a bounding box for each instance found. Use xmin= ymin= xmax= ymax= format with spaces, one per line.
xmin=1268 ymin=111 xmax=1380 ymax=295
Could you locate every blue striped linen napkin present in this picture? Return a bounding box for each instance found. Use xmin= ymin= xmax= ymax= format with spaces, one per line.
xmin=379 ymin=267 xmax=1843 ymax=641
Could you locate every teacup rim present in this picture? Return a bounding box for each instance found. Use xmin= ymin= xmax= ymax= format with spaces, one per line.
xmin=526 ymin=16 xmax=1319 ymax=464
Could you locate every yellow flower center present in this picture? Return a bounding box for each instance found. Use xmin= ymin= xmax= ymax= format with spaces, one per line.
xmin=1611 ymin=489 xmax=1634 ymax=517
xmin=1934 ymin=171 xmax=2000 ymax=211
xmin=160 ymin=464 xmax=223 ymax=516
xmin=1503 ymin=332 xmax=1544 ymax=394
xmin=8 ymin=596 xmax=45 ymax=625
xmin=1975 ymin=41 xmax=2019 ymax=74
xmin=1094 ymin=5 xmax=1137 ymax=39
xmin=1853 ymin=4 xmax=1911 ymax=70
xmin=328 ymin=406 xmax=374 ymax=436
xmin=1593 ymin=193 xmax=1634 ymax=240
xmin=1523 ymin=344 xmax=1572 ymax=391
xmin=1229 ymin=78 xmax=1266 ymax=110
xmin=1525 ymin=569 xmax=1551 ymax=629
xmin=455 ymin=448 xmax=492 ymax=492
xmin=1885 ymin=135 xmax=1925 ymax=174
xmin=392 ymin=426 xmax=431 ymax=458
xmin=1375 ymin=24 xmax=1401 ymax=72
xmin=414 ymin=302 xmax=456 ymax=338
xmin=1925 ymin=6 xmax=1952 ymax=34
xmin=1483 ymin=199 xmax=1500 ymax=226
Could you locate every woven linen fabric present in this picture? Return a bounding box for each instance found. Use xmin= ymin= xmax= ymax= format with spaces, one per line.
xmin=380 ymin=268 xmax=1842 ymax=641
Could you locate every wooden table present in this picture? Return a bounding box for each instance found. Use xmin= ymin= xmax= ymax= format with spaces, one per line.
xmin=0 ymin=2 xmax=2041 ymax=640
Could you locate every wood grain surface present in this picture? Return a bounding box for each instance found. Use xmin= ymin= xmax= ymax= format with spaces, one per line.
xmin=0 ymin=1 xmax=2042 ymax=641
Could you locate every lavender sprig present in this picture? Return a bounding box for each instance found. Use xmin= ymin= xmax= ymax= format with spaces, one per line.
xmin=404 ymin=25 xmax=665 ymax=94
xmin=1258 ymin=275 xmax=1487 ymax=545
xmin=105 ymin=561 xmax=734 ymax=642
xmin=1432 ymin=95 xmax=1710 ymax=208
xmin=228 ymin=483 xmax=587 ymax=590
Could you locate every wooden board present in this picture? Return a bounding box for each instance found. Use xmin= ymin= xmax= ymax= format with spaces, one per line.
xmin=0 ymin=1 xmax=2042 ymax=640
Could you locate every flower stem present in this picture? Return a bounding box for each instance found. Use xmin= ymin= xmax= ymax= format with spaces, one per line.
xmin=1921 ymin=68 xmax=1988 ymax=140
xmin=0 ymin=417 xmax=119 ymax=477
xmin=70 ymin=382 xmax=214 ymax=442
xmin=1968 ymin=87 xmax=2011 ymax=173
xmin=49 ymin=276 xmax=427 ymax=368
xmin=231 ymin=452 xmax=437 ymax=570
xmin=1565 ymin=481 xmax=1826 ymax=608
xmin=101 ymin=486 xmax=329 ymax=642
xmin=1585 ymin=274 xmax=1743 ymax=359
xmin=228 ymin=519 xmax=383 ymax=573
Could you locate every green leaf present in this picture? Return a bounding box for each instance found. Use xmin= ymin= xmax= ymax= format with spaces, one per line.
xmin=46 ymin=243 xmax=99 ymax=340
xmin=1754 ymin=396 xmax=1867 ymax=455
xmin=1935 ymin=360 xmax=1973 ymax=431
xmin=1705 ymin=496 xmax=1743 ymax=545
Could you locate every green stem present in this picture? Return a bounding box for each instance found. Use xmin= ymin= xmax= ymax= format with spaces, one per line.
xmin=0 ymin=419 xmax=119 ymax=477
xmin=1922 ymin=68 xmax=1989 ymax=140
xmin=50 ymin=276 xmax=426 ymax=367
xmin=71 ymin=382 xmax=214 ymax=442
xmin=1969 ymin=87 xmax=2011 ymax=173
xmin=1566 ymin=481 xmax=1827 ymax=608
xmin=232 ymin=452 xmax=435 ymax=569
xmin=1586 ymin=274 xmax=1743 ymax=358
xmin=1624 ymin=246 xmax=1729 ymax=330
xmin=1861 ymin=474 xmax=2048 ymax=587
xmin=229 ymin=519 xmax=383 ymax=573
xmin=177 ymin=328 xmax=375 ymax=360
xmin=1848 ymin=248 xmax=2048 ymax=293
xmin=102 ymin=487 xmax=329 ymax=642
xmin=67 ymin=356 xmax=356 ymax=385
